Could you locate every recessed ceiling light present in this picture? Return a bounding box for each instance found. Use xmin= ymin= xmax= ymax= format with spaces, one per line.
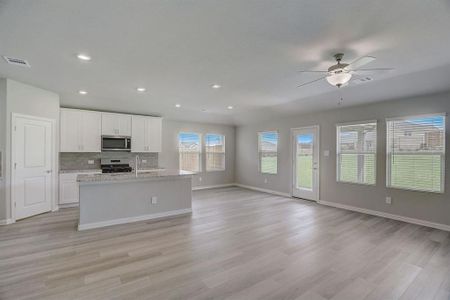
xmin=77 ymin=54 xmax=91 ymax=61
xmin=136 ymin=87 xmax=146 ymax=92
xmin=78 ymin=90 xmax=87 ymax=95
xmin=227 ymin=106 xmax=233 ymax=110
xmin=175 ymin=104 xmax=181 ymax=108
xmin=211 ymin=84 xmax=221 ymax=89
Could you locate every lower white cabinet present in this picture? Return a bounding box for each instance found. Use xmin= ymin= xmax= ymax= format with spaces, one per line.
xmin=59 ymin=171 xmax=101 ymax=206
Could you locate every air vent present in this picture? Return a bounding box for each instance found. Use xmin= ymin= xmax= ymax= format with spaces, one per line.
xmin=2 ymin=56 xmax=31 ymax=67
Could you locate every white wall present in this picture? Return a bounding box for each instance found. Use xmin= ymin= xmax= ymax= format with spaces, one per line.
xmin=159 ymin=120 xmax=235 ymax=188
xmin=236 ymin=91 xmax=450 ymax=227
xmin=0 ymin=79 xmax=60 ymax=221
xmin=0 ymin=79 xmax=6 ymax=221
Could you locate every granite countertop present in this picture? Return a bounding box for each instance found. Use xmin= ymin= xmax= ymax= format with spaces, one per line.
xmin=77 ymin=169 xmax=193 ymax=183
xmin=60 ymin=168 xmax=165 ymax=174
xmin=60 ymin=169 xmax=102 ymax=174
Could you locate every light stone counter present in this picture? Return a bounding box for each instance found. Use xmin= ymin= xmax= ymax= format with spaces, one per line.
xmin=60 ymin=169 xmax=102 ymax=174
xmin=77 ymin=169 xmax=193 ymax=184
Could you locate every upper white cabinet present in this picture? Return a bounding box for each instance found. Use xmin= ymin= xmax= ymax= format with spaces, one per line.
xmin=60 ymin=109 xmax=101 ymax=152
xmin=131 ymin=116 xmax=162 ymax=152
xmin=101 ymin=113 xmax=132 ymax=136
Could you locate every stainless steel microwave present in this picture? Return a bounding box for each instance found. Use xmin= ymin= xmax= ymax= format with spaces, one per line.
xmin=101 ymin=136 xmax=131 ymax=152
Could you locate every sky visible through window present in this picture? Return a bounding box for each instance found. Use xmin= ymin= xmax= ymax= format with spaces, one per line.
xmin=261 ymin=132 xmax=278 ymax=145
xmin=205 ymin=134 xmax=223 ymax=146
xmin=408 ymin=116 xmax=444 ymax=129
xmin=179 ymin=133 xmax=200 ymax=144
xmin=298 ymin=134 xmax=313 ymax=144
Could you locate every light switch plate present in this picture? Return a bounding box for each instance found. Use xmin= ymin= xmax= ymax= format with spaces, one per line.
xmin=323 ymin=150 xmax=330 ymax=157
xmin=151 ymin=196 xmax=157 ymax=204
xmin=142 ymin=159 xmax=147 ymax=163
xmin=386 ymin=196 xmax=392 ymax=205
xmin=87 ymin=160 xmax=94 ymax=165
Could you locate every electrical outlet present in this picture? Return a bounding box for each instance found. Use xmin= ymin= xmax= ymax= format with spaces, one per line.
xmin=151 ymin=196 xmax=158 ymax=204
xmin=142 ymin=159 xmax=147 ymax=163
xmin=264 ymin=178 xmax=268 ymax=184
xmin=87 ymin=160 xmax=94 ymax=165
xmin=199 ymin=177 xmax=202 ymax=182
xmin=385 ymin=196 xmax=392 ymax=205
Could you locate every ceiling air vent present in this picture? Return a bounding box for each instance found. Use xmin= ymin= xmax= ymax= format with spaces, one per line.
xmin=2 ymin=56 xmax=31 ymax=67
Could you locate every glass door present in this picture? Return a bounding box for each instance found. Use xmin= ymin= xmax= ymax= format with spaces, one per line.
xmin=292 ymin=126 xmax=320 ymax=200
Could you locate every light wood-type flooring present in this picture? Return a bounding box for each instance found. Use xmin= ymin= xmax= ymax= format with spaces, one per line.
xmin=1 ymin=187 xmax=449 ymax=300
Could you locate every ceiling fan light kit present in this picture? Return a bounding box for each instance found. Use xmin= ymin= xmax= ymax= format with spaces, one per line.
xmin=326 ymin=72 xmax=352 ymax=87
xmin=297 ymin=53 xmax=393 ymax=88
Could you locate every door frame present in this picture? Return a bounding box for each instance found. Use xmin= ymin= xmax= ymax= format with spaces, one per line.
xmin=290 ymin=125 xmax=320 ymax=201
xmin=10 ymin=113 xmax=57 ymax=221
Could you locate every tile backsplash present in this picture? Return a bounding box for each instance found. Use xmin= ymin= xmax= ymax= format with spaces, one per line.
xmin=60 ymin=152 xmax=159 ymax=170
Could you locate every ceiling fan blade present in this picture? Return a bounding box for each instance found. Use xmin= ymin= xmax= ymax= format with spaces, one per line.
xmin=353 ymin=67 xmax=394 ymax=72
xmin=297 ymin=76 xmax=327 ymax=88
xmin=298 ymin=70 xmax=328 ymax=73
xmin=344 ymin=56 xmax=376 ymax=71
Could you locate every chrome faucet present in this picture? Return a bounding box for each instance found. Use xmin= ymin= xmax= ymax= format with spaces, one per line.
xmin=135 ymin=154 xmax=140 ymax=176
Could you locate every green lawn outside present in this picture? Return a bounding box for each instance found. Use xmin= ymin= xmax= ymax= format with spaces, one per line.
xmin=265 ymin=154 xmax=441 ymax=192
xmin=390 ymin=154 xmax=441 ymax=191
xmin=297 ymin=155 xmax=313 ymax=189
xmin=261 ymin=156 xmax=277 ymax=174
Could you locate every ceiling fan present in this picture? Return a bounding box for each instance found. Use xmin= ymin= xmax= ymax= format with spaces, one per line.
xmin=298 ymin=53 xmax=393 ymax=88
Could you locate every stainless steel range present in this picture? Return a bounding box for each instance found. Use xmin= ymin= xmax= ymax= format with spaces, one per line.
xmin=100 ymin=158 xmax=132 ymax=173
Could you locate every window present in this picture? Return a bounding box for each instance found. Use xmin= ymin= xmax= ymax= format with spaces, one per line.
xmin=258 ymin=131 xmax=278 ymax=174
xmin=387 ymin=114 xmax=446 ymax=193
xmin=337 ymin=121 xmax=377 ymax=185
xmin=205 ymin=134 xmax=225 ymax=171
xmin=178 ymin=132 xmax=201 ymax=172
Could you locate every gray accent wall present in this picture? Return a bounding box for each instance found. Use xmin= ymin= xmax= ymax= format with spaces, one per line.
xmin=159 ymin=119 xmax=235 ymax=188
xmin=235 ymin=91 xmax=450 ymax=226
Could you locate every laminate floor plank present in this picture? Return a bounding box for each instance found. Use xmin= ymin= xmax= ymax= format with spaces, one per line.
xmin=0 ymin=187 xmax=448 ymax=300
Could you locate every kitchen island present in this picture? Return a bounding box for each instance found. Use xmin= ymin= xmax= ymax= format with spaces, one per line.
xmin=77 ymin=170 xmax=193 ymax=230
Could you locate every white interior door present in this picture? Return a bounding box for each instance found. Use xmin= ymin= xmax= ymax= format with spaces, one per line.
xmin=13 ymin=115 xmax=53 ymax=220
xmin=292 ymin=126 xmax=320 ymax=201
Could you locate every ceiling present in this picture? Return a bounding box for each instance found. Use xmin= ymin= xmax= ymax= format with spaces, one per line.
xmin=1 ymin=0 xmax=450 ymax=125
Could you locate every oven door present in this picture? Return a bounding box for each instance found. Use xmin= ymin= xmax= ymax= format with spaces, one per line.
xmin=101 ymin=136 xmax=131 ymax=152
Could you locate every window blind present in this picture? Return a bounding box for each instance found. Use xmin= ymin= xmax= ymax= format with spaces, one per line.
xmin=337 ymin=122 xmax=377 ymax=184
xmin=178 ymin=132 xmax=201 ymax=172
xmin=386 ymin=114 xmax=445 ymax=193
xmin=258 ymin=131 xmax=278 ymax=174
xmin=205 ymin=134 xmax=225 ymax=171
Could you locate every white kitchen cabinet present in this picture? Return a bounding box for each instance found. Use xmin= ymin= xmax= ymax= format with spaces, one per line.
xmin=60 ymin=109 xmax=101 ymax=152
xmin=131 ymin=116 xmax=162 ymax=152
xmin=59 ymin=173 xmax=79 ymax=205
xmin=59 ymin=171 xmax=101 ymax=206
xmin=101 ymin=113 xmax=132 ymax=136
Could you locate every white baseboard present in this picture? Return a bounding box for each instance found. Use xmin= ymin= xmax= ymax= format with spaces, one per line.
xmin=59 ymin=203 xmax=79 ymax=209
xmin=318 ymin=200 xmax=450 ymax=232
xmin=192 ymin=183 xmax=237 ymax=191
xmin=235 ymin=184 xmax=291 ymax=198
xmin=0 ymin=219 xmax=14 ymax=225
xmin=78 ymin=208 xmax=192 ymax=231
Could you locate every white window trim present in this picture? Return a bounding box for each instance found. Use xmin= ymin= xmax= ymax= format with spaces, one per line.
xmin=385 ymin=113 xmax=446 ymax=194
xmin=336 ymin=120 xmax=377 ymax=186
xmin=258 ymin=130 xmax=278 ymax=175
xmin=178 ymin=131 xmax=202 ymax=173
xmin=205 ymin=133 xmax=226 ymax=172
